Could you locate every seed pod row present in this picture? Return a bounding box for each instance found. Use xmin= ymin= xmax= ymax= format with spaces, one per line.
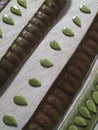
xmin=22 ymin=13 xmax=98 ymax=130
xmin=0 ymin=0 xmax=67 ymax=89
xmin=60 ymin=71 xmax=98 ymax=130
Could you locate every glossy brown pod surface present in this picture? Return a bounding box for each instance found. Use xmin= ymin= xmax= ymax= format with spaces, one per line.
xmin=22 ymin=13 xmax=98 ymax=130
xmin=0 ymin=0 xmax=67 ymax=89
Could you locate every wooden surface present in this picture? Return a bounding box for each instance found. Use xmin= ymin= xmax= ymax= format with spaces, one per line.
xmin=0 ymin=0 xmax=98 ymax=130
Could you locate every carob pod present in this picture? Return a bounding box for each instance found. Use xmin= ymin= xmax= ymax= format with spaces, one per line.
xmin=0 ymin=0 xmax=11 ymax=12
xmin=22 ymin=13 xmax=98 ymax=130
xmin=59 ymin=69 xmax=98 ymax=130
xmin=0 ymin=0 xmax=67 ymax=89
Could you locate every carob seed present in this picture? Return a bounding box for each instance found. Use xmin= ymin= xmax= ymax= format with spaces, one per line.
xmin=14 ymin=95 xmax=28 ymax=106
xmin=86 ymin=100 xmax=97 ymax=113
xmin=80 ymin=5 xmax=91 ymax=13
xmin=63 ymin=27 xmax=75 ymax=37
xmin=0 ymin=29 xmax=3 ymax=38
xmin=3 ymin=115 xmax=17 ymax=127
xmin=72 ymin=16 xmax=81 ymax=27
xmin=50 ymin=40 xmax=61 ymax=50
xmin=10 ymin=6 xmax=22 ymax=16
xmin=79 ymin=106 xmax=91 ymax=119
xmin=29 ymin=78 xmax=41 ymax=87
xmin=68 ymin=125 xmax=78 ymax=130
xmin=96 ymin=85 xmax=98 ymax=91
xmin=92 ymin=91 xmax=98 ymax=104
xmin=2 ymin=14 xmax=14 ymax=25
xmin=73 ymin=116 xmax=87 ymax=127
xmin=40 ymin=59 xmax=53 ymax=68
xmin=17 ymin=0 xmax=27 ymax=8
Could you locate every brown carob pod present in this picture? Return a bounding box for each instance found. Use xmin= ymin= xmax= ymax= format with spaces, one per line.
xmin=27 ymin=122 xmax=44 ymax=130
xmin=42 ymin=104 xmax=61 ymax=122
xmin=0 ymin=0 xmax=67 ymax=90
xmin=35 ymin=111 xmax=54 ymax=129
xmin=0 ymin=0 xmax=10 ymax=12
xmin=47 ymin=95 xmax=66 ymax=114
xmin=22 ymin=13 xmax=98 ymax=130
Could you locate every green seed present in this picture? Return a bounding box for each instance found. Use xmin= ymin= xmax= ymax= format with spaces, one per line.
xmin=2 ymin=14 xmax=14 ymax=25
xmin=72 ymin=16 xmax=81 ymax=27
xmin=63 ymin=27 xmax=75 ymax=37
xmin=0 ymin=29 xmax=3 ymax=38
xmin=92 ymin=91 xmax=98 ymax=104
xmin=50 ymin=40 xmax=61 ymax=50
xmin=80 ymin=5 xmax=91 ymax=13
xmin=40 ymin=59 xmax=53 ymax=68
xmin=10 ymin=6 xmax=22 ymax=16
xmin=3 ymin=115 xmax=17 ymax=127
xmin=74 ymin=116 xmax=87 ymax=127
xmin=79 ymin=106 xmax=91 ymax=119
xmin=29 ymin=78 xmax=41 ymax=87
xmin=86 ymin=100 xmax=97 ymax=113
xmin=14 ymin=96 xmax=27 ymax=106
xmin=96 ymin=85 xmax=98 ymax=91
xmin=68 ymin=125 xmax=78 ymax=130
xmin=17 ymin=0 xmax=27 ymax=8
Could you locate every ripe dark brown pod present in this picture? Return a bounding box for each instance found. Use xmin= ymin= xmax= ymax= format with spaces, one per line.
xmin=0 ymin=0 xmax=67 ymax=90
xmin=22 ymin=13 xmax=98 ymax=130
